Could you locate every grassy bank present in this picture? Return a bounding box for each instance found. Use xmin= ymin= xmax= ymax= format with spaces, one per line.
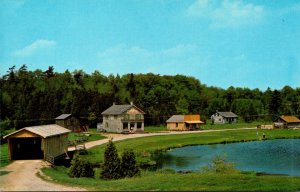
xmin=42 ymin=163 xmax=300 ymax=191
xmin=42 ymin=129 xmax=300 ymax=191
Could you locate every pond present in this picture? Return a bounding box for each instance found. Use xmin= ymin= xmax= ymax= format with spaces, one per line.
xmin=157 ymin=139 xmax=300 ymax=176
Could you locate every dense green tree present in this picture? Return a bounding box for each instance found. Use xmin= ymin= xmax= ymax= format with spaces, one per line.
xmin=101 ymin=141 xmax=122 ymax=180
xmin=0 ymin=66 xmax=299 ymax=127
xmin=121 ymin=149 xmax=140 ymax=178
xmin=68 ymin=155 xmax=95 ymax=178
xmin=269 ymin=90 xmax=282 ymax=118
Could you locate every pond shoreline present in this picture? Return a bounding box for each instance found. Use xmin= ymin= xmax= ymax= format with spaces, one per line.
xmin=158 ymin=138 xmax=300 ymax=176
xmin=153 ymin=135 xmax=300 ymax=154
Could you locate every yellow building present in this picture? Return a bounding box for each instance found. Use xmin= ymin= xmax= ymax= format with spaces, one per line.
xmin=166 ymin=115 xmax=204 ymax=131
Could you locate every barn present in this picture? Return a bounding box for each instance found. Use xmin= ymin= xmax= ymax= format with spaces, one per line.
xmin=4 ymin=124 xmax=70 ymax=163
xmin=55 ymin=114 xmax=81 ymax=131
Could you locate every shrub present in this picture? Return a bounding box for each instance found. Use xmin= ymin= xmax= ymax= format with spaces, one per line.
xmin=68 ymin=155 xmax=95 ymax=178
xmin=121 ymin=149 xmax=140 ymax=178
xmin=101 ymin=140 xmax=122 ymax=180
xmin=202 ymin=155 xmax=239 ymax=174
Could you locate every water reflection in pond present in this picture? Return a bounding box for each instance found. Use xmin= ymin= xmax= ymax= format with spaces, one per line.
xmin=157 ymin=139 xmax=300 ymax=176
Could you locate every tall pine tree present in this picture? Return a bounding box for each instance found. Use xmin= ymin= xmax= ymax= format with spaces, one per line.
xmin=101 ymin=140 xmax=122 ymax=180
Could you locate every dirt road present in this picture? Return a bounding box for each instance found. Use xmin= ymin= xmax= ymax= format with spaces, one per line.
xmin=0 ymin=127 xmax=255 ymax=191
xmin=0 ymin=160 xmax=86 ymax=191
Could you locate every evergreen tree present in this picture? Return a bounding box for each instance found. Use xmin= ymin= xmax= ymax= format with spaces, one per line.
xmin=68 ymin=154 xmax=95 ymax=178
xmin=101 ymin=140 xmax=122 ymax=180
xmin=121 ymin=149 xmax=140 ymax=178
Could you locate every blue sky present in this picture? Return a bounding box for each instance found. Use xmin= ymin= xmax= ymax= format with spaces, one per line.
xmin=1 ymin=0 xmax=299 ymax=90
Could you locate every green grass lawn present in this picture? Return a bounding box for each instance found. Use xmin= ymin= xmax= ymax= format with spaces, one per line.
xmin=0 ymin=143 xmax=9 ymax=168
xmin=42 ymin=129 xmax=300 ymax=191
xmin=42 ymin=160 xmax=300 ymax=191
xmin=202 ymin=121 xmax=271 ymax=130
xmin=144 ymin=125 xmax=167 ymax=132
xmin=68 ymin=131 xmax=106 ymax=142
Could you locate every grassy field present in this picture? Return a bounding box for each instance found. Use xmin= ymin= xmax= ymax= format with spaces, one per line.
xmin=144 ymin=125 xmax=167 ymax=132
xmin=68 ymin=131 xmax=106 ymax=142
xmin=42 ymin=129 xmax=300 ymax=191
xmin=201 ymin=121 xmax=269 ymax=130
xmin=0 ymin=143 xmax=9 ymax=168
xmin=42 ymin=166 xmax=300 ymax=191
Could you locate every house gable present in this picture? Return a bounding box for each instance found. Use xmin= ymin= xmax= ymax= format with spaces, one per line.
xmin=126 ymin=107 xmax=144 ymax=115
xmin=6 ymin=129 xmax=40 ymax=139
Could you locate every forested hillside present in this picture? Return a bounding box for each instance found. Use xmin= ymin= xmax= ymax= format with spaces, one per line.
xmin=1 ymin=65 xmax=299 ymax=130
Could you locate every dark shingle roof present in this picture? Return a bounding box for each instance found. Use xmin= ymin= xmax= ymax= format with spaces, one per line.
xmin=4 ymin=124 xmax=71 ymax=139
xmin=217 ymin=112 xmax=238 ymax=118
xmin=55 ymin=114 xmax=72 ymax=120
xmin=166 ymin=115 xmax=184 ymax=123
xmin=101 ymin=104 xmax=145 ymax=115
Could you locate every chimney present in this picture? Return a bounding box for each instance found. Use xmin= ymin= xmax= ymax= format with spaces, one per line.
xmin=130 ymin=101 xmax=133 ymax=105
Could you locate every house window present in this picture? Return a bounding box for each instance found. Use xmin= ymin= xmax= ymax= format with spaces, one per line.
xmin=176 ymin=123 xmax=178 ymax=127
xmin=105 ymin=122 xmax=108 ymax=128
xmin=114 ymin=115 xmax=118 ymax=120
xmin=137 ymin=122 xmax=142 ymax=129
xmin=123 ymin=123 xmax=128 ymax=129
xmin=136 ymin=114 xmax=140 ymax=120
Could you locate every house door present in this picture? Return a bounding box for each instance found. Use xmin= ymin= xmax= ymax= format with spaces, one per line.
xmin=130 ymin=123 xmax=135 ymax=131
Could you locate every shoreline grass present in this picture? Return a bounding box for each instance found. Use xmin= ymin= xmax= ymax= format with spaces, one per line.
xmin=42 ymin=165 xmax=300 ymax=191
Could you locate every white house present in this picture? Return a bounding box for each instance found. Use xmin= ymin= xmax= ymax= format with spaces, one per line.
xmin=211 ymin=111 xmax=238 ymax=124
xmin=101 ymin=102 xmax=145 ymax=133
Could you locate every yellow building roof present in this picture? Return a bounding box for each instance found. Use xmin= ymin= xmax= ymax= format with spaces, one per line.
xmin=279 ymin=115 xmax=300 ymax=123
xmin=185 ymin=121 xmax=204 ymax=124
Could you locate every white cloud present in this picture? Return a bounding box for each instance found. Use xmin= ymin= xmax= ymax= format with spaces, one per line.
xmin=187 ymin=0 xmax=264 ymax=29
xmin=13 ymin=39 xmax=56 ymax=57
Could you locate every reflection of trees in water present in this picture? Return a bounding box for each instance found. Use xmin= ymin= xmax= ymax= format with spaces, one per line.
xmin=152 ymin=151 xmax=199 ymax=169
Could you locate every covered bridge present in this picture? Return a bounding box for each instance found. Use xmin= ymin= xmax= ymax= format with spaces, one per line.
xmin=4 ymin=124 xmax=70 ymax=162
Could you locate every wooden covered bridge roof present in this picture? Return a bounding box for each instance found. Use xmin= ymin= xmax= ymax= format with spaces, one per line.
xmin=4 ymin=124 xmax=71 ymax=139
